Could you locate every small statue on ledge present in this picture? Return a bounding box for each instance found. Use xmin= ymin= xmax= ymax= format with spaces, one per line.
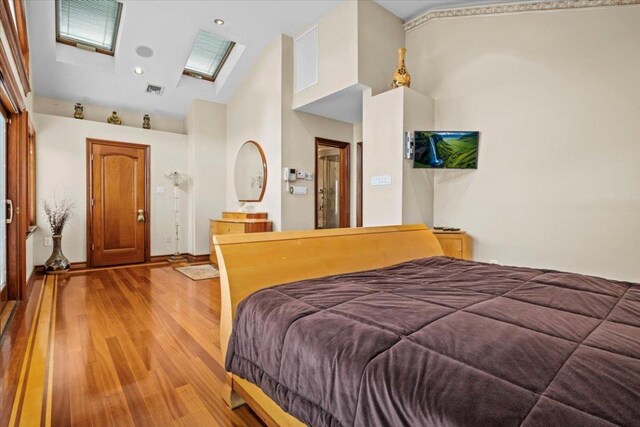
xmin=107 ymin=111 xmax=122 ymax=125
xmin=73 ymin=103 xmax=84 ymax=119
xmin=391 ymin=48 xmax=411 ymax=89
xmin=142 ymin=114 xmax=151 ymax=129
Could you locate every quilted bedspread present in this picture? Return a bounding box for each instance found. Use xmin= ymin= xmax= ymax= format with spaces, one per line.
xmin=225 ymin=257 xmax=640 ymax=426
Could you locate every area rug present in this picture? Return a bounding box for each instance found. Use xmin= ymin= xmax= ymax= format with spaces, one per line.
xmin=175 ymin=264 xmax=220 ymax=280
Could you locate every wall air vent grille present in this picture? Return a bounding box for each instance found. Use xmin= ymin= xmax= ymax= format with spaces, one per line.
xmin=145 ymin=84 xmax=164 ymax=96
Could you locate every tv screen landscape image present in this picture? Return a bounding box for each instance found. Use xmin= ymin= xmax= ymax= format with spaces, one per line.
xmin=413 ymin=131 xmax=479 ymax=169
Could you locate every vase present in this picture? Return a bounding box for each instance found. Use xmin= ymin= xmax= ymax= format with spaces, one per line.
xmin=107 ymin=111 xmax=122 ymax=125
xmin=391 ymin=48 xmax=411 ymax=89
xmin=44 ymin=235 xmax=70 ymax=274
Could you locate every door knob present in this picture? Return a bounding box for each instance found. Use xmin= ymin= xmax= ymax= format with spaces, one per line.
xmin=137 ymin=209 xmax=145 ymax=222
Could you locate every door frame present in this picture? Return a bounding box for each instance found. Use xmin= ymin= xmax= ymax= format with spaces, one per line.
xmin=86 ymin=139 xmax=151 ymax=268
xmin=314 ymin=137 xmax=350 ymax=229
xmin=356 ymin=141 xmax=362 ymax=227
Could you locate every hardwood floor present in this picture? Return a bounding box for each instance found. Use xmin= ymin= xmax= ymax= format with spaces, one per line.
xmin=1 ymin=265 xmax=263 ymax=426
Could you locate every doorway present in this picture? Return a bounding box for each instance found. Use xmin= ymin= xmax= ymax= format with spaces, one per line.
xmin=87 ymin=139 xmax=150 ymax=268
xmin=315 ymin=138 xmax=350 ymax=229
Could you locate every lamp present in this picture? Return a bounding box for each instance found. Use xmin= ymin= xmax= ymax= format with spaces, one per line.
xmin=164 ymin=170 xmax=188 ymax=263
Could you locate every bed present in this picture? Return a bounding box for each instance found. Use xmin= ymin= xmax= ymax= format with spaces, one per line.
xmin=214 ymin=225 xmax=640 ymax=427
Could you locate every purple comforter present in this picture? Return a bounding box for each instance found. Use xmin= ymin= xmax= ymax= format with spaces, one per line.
xmin=226 ymin=257 xmax=640 ymax=426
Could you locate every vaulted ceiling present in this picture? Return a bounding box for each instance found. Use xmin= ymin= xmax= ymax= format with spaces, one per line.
xmin=26 ymin=0 xmax=529 ymax=119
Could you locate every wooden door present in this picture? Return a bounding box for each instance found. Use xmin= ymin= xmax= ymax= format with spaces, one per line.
xmin=88 ymin=140 xmax=149 ymax=267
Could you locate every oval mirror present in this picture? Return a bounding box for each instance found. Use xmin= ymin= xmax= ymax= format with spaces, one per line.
xmin=234 ymin=141 xmax=267 ymax=202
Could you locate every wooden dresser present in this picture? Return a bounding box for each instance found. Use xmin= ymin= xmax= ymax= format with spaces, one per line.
xmin=210 ymin=212 xmax=272 ymax=266
xmin=433 ymin=230 xmax=473 ymax=260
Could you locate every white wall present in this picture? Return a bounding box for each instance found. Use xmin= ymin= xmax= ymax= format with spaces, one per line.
xmin=185 ymin=99 xmax=226 ymax=255
xmin=33 ymin=113 xmax=188 ymax=265
xmin=34 ymin=96 xmax=185 ymax=134
xmin=226 ymin=36 xmax=284 ymax=229
xmin=407 ymin=6 xmax=640 ymax=281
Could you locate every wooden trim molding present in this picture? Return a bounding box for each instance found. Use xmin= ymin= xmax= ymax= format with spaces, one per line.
xmin=404 ymin=0 xmax=640 ymax=32
xmin=0 ymin=0 xmax=31 ymax=97
xmin=314 ymin=138 xmax=350 ymax=229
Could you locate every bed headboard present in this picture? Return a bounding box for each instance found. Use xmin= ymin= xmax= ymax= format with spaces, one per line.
xmin=213 ymin=224 xmax=443 ymax=358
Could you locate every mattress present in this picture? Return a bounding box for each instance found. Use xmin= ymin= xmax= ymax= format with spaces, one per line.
xmin=226 ymin=257 xmax=640 ymax=426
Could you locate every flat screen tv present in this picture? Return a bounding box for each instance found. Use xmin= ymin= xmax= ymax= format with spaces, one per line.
xmin=413 ymin=131 xmax=479 ymax=169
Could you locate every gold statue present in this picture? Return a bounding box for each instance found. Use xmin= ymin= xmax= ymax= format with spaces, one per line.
xmin=391 ymin=48 xmax=411 ymax=89
xmin=73 ymin=103 xmax=84 ymax=119
xmin=107 ymin=111 xmax=122 ymax=125
xmin=142 ymin=114 xmax=151 ymax=129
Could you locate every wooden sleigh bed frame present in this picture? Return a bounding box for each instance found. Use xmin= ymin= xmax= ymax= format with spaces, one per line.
xmin=213 ymin=224 xmax=444 ymax=426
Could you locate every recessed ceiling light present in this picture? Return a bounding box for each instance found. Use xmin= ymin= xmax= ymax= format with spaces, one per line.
xmin=133 ymin=67 xmax=144 ymax=75
xmin=214 ymin=18 xmax=224 ymax=25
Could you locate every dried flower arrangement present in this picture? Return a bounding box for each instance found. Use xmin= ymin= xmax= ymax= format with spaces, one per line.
xmin=43 ymin=197 xmax=75 ymax=235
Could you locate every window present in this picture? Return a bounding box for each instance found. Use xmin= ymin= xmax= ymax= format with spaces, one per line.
xmin=183 ymin=31 xmax=235 ymax=82
xmin=55 ymin=0 xmax=123 ymax=55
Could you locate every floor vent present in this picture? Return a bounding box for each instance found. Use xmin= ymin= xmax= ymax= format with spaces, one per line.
xmin=145 ymin=84 xmax=164 ymax=96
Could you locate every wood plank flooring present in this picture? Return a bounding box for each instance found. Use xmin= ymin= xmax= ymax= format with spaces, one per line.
xmin=1 ymin=265 xmax=263 ymax=426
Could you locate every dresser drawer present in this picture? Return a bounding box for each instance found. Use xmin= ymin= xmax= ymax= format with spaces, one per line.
xmin=439 ymin=238 xmax=462 ymax=257
xmin=216 ymin=222 xmax=245 ymax=235
xmin=222 ymin=212 xmax=245 ymax=220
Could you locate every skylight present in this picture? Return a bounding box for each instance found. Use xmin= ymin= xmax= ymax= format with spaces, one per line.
xmin=184 ymin=31 xmax=235 ymax=82
xmin=56 ymin=0 xmax=123 ymax=55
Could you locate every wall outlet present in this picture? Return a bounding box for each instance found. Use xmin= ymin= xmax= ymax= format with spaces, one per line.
xmin=44 ymin=237 xmax=52 ymax=247
xmin=165 ymin=237 xmax=172 ymax=243
xmin=489 ymin=259 xmax=498 ymax=264
xmin=156 ymin=186 xmax=165 ymax=194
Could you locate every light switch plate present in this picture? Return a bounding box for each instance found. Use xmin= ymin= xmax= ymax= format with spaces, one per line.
xmin=370 ymin=175 xmax=392 ymax=186
xmin=156 ymin=186 xmax=165 ymax=194
xmin=290 ymin=186 xmax=308 ymax=195
xmin=44 ymin=236 xmax=52 ymax=247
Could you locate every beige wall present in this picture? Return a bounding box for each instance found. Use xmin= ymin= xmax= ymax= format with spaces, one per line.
xmin=362 ymin=88 xmax=404 ymax=225
xmin=185 ymin=99 xmax=226 ymax=255
xmin=407 ymin=6 xmax=640 ymax=281
xmin=32 ymin=113 xmax=188 ymax=265
xmin=402 ymin=88 xmax=435 ymax=226
xmin=226 ymin=36 xmax=284 ymax=229
xmin=357 ymin=0 xmax=405 ymax=96
xmin=292 ymin=1 xmax=358 ymax=110
xmin=34 ymin=96 xmax=185 ymax=134
xmin=362 ymin=87 xmax=434 ymax=227
xmin=282 ymin=35 xmax=355 ymax=230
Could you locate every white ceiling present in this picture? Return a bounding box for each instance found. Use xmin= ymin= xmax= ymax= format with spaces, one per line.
xmin=26 ymin=0 xmax=531 ymax=120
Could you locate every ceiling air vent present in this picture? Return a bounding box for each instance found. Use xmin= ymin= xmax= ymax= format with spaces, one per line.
xmin=145 ymin=84 xmax=164 ymax=96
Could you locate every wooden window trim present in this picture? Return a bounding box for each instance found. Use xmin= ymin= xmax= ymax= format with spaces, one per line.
xmin=54 ymin=0 xmax=123 ymax=57
xmin=183 ymin=41 xmax=235 ymax=83
xmin=27 ymin=120 xmax=35 ymax=228
xmin=0 ymin=0 xmax=31 ymax=98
